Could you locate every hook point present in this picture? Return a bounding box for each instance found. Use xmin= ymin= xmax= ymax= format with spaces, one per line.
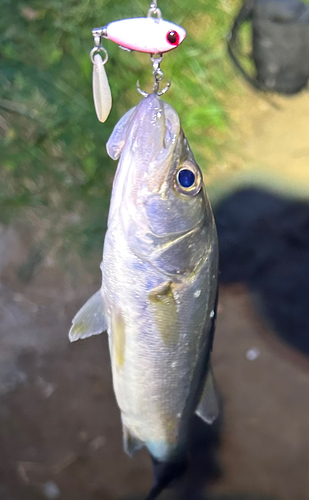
xmin=157 ymin=81 xmax=171 ymax=96
xmin=136 ymin=80 xmax=149 ymax=97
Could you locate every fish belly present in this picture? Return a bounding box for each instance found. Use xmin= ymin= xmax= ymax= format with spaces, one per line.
xmin=102 ymin=220 xmax=217 ymax=461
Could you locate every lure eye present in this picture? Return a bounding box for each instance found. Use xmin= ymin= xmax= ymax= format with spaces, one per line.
xmin=175 ymin=163 xmax=202 ymax=196
xmin=167 ymin=30 xmax=180 ymax=46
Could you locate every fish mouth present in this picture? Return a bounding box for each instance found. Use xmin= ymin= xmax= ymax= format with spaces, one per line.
xmin=134 ymin=93 xmax=163 ymax=121
xmin=117 ymin=95 xmax=182 ymax=249
xmin=131 ymin=93 xmax=166 ymax=156
xmin=130 ymin=94 xmax=180 ymax=163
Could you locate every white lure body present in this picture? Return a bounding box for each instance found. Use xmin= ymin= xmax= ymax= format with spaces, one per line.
xmin=105 ymin=17 xmax=186 ymax=53
xmin=92 ymin=53 xmax=112 ymax=123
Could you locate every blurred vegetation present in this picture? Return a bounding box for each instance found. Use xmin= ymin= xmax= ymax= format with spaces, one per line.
xmin=0 ymin=0 xmax=236 ymax=268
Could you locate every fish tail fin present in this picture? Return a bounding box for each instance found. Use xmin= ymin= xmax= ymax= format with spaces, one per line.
xmin=145 ymin=455 xmax=188 ymax=500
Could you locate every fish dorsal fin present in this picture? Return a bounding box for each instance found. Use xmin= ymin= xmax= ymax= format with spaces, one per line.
xmin=195 ymin=366 xmax=219 ymax=424
xmin=106 ymin=106 xmax=136 ymax=160
xmin=69 ymin=290 xmax=107 ymax=342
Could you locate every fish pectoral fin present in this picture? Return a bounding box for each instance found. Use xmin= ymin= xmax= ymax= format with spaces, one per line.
xmin=148 ymin=281 xmax=179 ymax=346
xmin=106 ymin=106 xmax=136 ymax=160
xmin=68 ymin=290 xmax=107 ymax=342
xmin=195 ymin=366 xmax=219 ymax=424
xmin=122 ymin=423 xmax=143 ymax=457
xmin=148 ymin=281 xmax=173 ymax=301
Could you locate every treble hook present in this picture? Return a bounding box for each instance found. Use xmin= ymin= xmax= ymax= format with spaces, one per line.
xmin=136 ymin=53 xmax=171 ymax=97
xmin=136 ymin=80 xmax=171 ymax=97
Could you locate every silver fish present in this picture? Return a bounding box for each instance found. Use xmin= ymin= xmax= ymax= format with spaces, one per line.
xmin=69 ymin=94 xmax=219 ymax=475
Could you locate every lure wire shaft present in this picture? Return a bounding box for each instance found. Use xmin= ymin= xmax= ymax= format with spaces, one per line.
xmin=147 ymin=0 xmax=162 ymax=19
xmin=137 ymin=1 xmax=171 ymax=96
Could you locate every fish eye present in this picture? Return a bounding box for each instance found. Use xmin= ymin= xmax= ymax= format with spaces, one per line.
xmin=175 ymin=163 xmax=202 ymax=196
xmin=166 ymin=30 xmax=180 ymax=46
xmin=178 ymin=169 xmax=195 ymax=188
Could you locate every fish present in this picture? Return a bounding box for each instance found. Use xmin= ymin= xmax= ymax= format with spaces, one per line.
xmin=100 ymin=17 xmax=186 ymax=53
xmin=69 ymin=93 xmax=219 ymax=498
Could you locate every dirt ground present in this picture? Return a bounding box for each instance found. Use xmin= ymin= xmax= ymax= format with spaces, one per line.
xmin=209 ymin=86 xmax=309 ymax=202
xmin=1 ymin=84 xmax=309 ymax=500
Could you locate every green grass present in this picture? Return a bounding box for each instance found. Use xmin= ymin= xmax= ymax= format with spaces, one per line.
xmin=0 ymin=0 xmax=237 ymax=269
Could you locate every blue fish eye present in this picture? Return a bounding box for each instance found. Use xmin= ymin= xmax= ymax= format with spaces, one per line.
xmin=178 ymin=169 xmax=195 ymax=188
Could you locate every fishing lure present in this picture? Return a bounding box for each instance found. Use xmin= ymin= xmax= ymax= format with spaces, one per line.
xmin=90 ymin=1 xmax=186 ymax=122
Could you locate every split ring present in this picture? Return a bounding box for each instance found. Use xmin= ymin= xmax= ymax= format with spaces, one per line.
xmin=90 ymin=46 xmax=108 ymax=65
